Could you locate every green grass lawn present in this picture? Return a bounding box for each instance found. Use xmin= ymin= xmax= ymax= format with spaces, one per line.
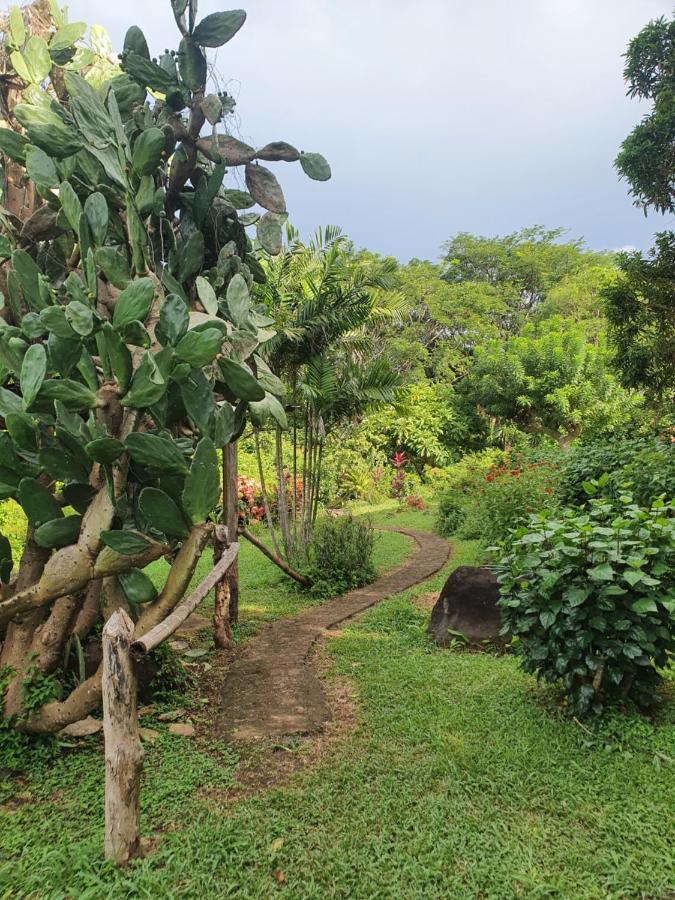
xmin=144 ymin=522 xmax=412 ymax=642
xmin=1 ymin=512 xmax=673 ymax=898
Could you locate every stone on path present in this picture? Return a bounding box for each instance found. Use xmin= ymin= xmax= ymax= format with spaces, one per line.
xmin=427 ymin=566 xmax=502 ymax=646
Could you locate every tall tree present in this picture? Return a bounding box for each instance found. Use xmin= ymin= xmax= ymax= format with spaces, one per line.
xmin=605 ymin=13 xmax=674 ymax=404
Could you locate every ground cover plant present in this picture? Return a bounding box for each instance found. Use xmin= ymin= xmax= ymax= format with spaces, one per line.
xmin=1 ymin=527 xmax=673 ymax=897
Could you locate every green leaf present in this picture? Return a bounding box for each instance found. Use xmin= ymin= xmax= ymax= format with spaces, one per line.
xmin=219 ymin=357 xmax=265 ymax=401
xmin=47 ymin=333 xmax=81 ymax=377
xmin=253 ymin=356 xmax=285 ymax=397
xmin=112 ymin=278 xmax=154 ymax=330
xmin=177 ymin=231 xmax=204 ymax=282
xmin=20 ymin=343 xmax=47 ymax=409
xmin=132 ymin=127 xmax=165 ymax=176
xmin=182 ymin=436 xmax=219 ymax=524
xmin=256 ymin=212 xmax=285 ymax=255
xmin=8 ymin=6 xmax=26 ymax=48
xmin=299 ymin=151 xmax=331 ymax=181
xmin=195 ymin=276 xmax=218 ymax=315
xmin=122 ymin=51 xmax=177 ymax=94
xmin=125 ymin=432 xmax=189 ymax=475
xmin=123 ymin=26 xmax=150 ymax=59
xmin=18 ymin=478 xmax=62 ymax=527
xmin=0 ymin=128 xmax=29 ymax=164
xmin=59 ymin=180 xmax=82 ymax=233
xmin=99 ymin=323 xmax=132 ymax=393
xmin=563 ymin=585 xmax=591 ymax=608
xmin=13 ymin=103 xmax=82 ymax=158
xmin=222 ymin=189 xmax=254 ymax=209
xmin=177 ymin=37 xmax=206 ymax=91
xmin=22 ymin=36 xmax=52 ymax=83
xmin=35 ymin=514 xmax=82 ymax=549
xmin=25 ymin=145 xmax=58 ymax=189
xmin=96 ymin=246 xmax=130 ymax=290
xmin=249 ymin=391 xmax=288 ymax=429
xmin=49 ymin=22 xmax=86 ymax=52
xmin=40 ymin=306 xmax=77 ymax=339
xmin=38 ymin=379 xmax=96 ymax=411
xmin=179 ymin=368 xmax=216 ymax=434
xmin=83 ymin=192 xmax=108 ymax=245
xmin=588 ymin=563 xmax=614 ymax=582
xmin=156 ymin=294 xmax=189 ymax=347
xmin=101 ymin=529 xmax=151 ymax=555
xmin=623 ymin=569 xmax=643 ymax=587
xmin=225 ymin=273 xmax=250 ymax=327
xmin=631 ymin=597 xmax=658 ymax=615
xmin=12 ymin=249 xmax=44 ymax=312
xmin=6 ymin=412 xmax=37 ymax=453
xmin=192 ymin=10 xmax=246 ymax=47
xmin=119 ymin=320 xmax=150 ymax=349
xmin=175 ymin=328 xmax=223 ymax=368
xmin=65 ymin=301 xmax=94 ymax=337
xmin=244 ymin=163 xmax=286 ymax=213
xmin=119 ymin=567 xmax=158 ymax=605
xmin=138 ymin=487 xmax=189 ymax=538
xmin=85 ymin=437 xmax=125 ymax=464
xmin=0 ymin=386 xmax=23 ymax=417
xmin=120 ymin=352 xmax=167 ymax=408
xmin=39 ymin=444 xmax=91 ymax=483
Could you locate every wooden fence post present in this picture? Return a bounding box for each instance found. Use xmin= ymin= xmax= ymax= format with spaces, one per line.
xmin=102 ymin=608 xmax=143 ymax=866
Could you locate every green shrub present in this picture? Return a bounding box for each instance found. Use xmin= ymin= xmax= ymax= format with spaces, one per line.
xmin=458 ymin=449 xmax=562 ymax=545
xmin=496 ymin=495 xmax=675 ymax=715
xmin=434 ymin=449 xmax=506 ymax=536
xmin=559 ymin=433 xmax=674 ymax=507
xmin=304 ymin=515 xmax=376 ymax=599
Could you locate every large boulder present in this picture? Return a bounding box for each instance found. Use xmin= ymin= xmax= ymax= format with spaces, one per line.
xmin=427 ymin=566 xmax=503 ymax=646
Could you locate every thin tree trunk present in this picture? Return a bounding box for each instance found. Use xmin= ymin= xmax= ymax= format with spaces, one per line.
xmin=275 ymin=425 xmax=292 ymax=560
xmin=240 ymin=528 xmax=310 ymax=587
xmin=213 ymin=441 xmax=239 ymax=646
xmin=312 ymin=441 xmax=324 ymax=525
xmin=102 ymin=608 xmax=143 ymax=866
xmin=254 ymin=428 xmax=283 ymax=559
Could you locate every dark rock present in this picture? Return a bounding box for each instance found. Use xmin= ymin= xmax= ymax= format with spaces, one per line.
xmin=427 ymin=566 xmax=503 ymax=646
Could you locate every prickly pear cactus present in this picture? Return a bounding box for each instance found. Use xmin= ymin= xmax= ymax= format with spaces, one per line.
xmin=0 ymin=0 xmax=330 ymax=733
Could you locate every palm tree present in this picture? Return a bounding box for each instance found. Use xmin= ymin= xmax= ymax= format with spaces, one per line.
xmin=252 ymin=226 xmax=405 ymax=561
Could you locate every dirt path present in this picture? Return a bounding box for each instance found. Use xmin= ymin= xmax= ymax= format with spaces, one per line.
xmin=219 ymin=528 xmax=450 ymax=741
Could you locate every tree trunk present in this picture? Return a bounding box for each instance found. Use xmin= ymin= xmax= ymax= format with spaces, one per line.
xmin=102 ymin=608 xmax=143 ymax=866
xmin=239 ymin=528 xmax=310 ymax=587
xmin=223 ymin=441 xmax=239 ymax=624
xmin=254 ymin=429 xmax=283 ymax=559
xmin=275 ymin=425 xmax=293 ymax=559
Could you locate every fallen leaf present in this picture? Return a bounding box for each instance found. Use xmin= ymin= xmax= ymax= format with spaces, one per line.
xmin=274 ymin=870 xmax=285 ymax=884
xmin=183 ymin=647 xmax=209 ymax=659
xmin=168 ymin=723 xmax=195 ymax=737
xmin=269 ymin=837 xmax=284 ymax=853
xmin=58 ymin=717 xmax=102 ymax=738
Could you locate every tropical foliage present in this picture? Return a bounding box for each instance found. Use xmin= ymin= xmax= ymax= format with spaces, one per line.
xmin=0 ymin=0 xmax=329 ymax=733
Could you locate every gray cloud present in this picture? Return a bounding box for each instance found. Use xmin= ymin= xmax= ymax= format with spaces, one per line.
xmin=69 ymin=0 xmax=674 ymax=260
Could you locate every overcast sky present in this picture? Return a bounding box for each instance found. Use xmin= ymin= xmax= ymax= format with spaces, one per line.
xmin=70 ymin=0 xmax=673 ymax=262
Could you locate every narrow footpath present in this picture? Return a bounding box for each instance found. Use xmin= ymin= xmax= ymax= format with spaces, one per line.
xmin=219 ymin=528 xmax=450 ymax=741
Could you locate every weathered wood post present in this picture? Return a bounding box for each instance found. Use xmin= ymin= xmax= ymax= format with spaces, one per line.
xmin=102 ymin=608 xmax=143 ymax=865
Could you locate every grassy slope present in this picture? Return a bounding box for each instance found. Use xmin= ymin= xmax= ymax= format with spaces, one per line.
xmin=1 ymin=510 xmax=674 ymax=898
